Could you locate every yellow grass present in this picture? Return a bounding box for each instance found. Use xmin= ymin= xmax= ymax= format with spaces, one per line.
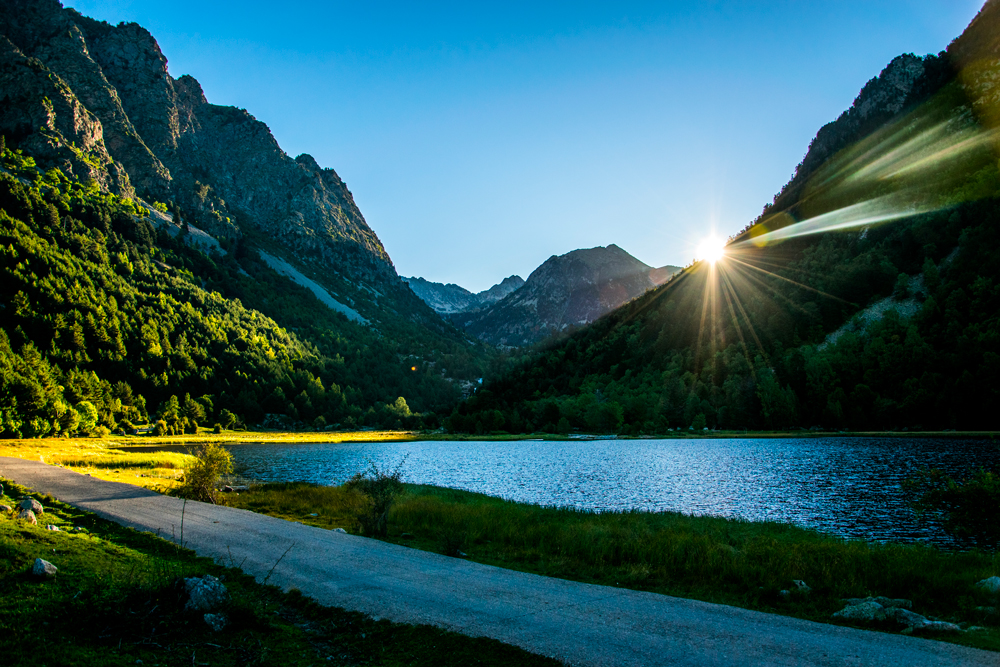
xmin=0 ymin=430 xmax=419 ymax=491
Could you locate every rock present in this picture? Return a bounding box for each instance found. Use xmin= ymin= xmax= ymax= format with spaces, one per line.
xmin=332 ymin=528 xmax=347 ymax=534
xmin=886 ymin=607 xmax=928 ymax=628
xmin=203 ymin=613 xmax=228 ymax=631
xmin=843 ymin=596 xmax=911 ymax=609
xmin=32 ymin=558 xmax=57 ymax=578
xmin=221 ymin=485 xmax=234 ymax=493
xmin=18 ymin=509 xmax=37 ymax=525
xmin=976 ymin=576 xmax=1000 ymax=594
xmin=832 ymin=601 xmax=887 ymax=622
xmin=0 ymin=505 xmax=11 ymax=512
xmin=792 ymin=580 xmax=811 ymax=593
xmin=184 ymin=575 xmax=229 ymax=612
xmin=19 ymin=498 xmax=43 ymax=514
xmin=308 ymin=513 xmax=318 ymax=517
xmin=45 ymin=525 xmax=60 ymax=531
xmin=911 ymin=620 xmax=962 ymax=634
xmin=778 ymin=590 xmax=791 ymax=600
xmin=71 ymin=526 xmax=88 ymax=533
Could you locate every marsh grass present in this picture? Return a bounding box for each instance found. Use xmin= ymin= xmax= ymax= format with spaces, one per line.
xmin=53 ymin=451 xmax=194 ymax=469
xmin=0 ymin=478 xmax=561 ymax=667
xmin=229 ymin=481 xmax=1000 ymax=652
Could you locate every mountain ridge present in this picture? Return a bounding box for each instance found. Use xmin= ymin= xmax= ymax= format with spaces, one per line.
xmin=455 ymin=245 xmax=681 ymax=347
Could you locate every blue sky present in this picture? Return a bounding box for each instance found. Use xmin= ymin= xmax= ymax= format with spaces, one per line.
xmin=65 ymin=0 xmax=984 ymax=291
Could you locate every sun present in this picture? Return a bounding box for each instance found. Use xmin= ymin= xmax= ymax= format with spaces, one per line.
xmin=696 ymin=236 xmax=727 ymax=264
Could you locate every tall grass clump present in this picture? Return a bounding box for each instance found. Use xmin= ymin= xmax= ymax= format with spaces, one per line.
xmin=344 ymin=458 xmax=407 ymax=536
xmin=176 ymin=442 xmax=233 ymax=503
xmin=54 ymin=450 xmax=195 ymax=470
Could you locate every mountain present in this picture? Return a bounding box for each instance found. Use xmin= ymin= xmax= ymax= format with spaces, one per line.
xmin=0 ymin=0 xmax=493 ymax=437
xmin=402 ymin=274 xmax=524 ymax=315
xmin=447 ymin=4 xmax=1000 ymax=434
xmin=453 ymin=245 xmax=681 ymax=347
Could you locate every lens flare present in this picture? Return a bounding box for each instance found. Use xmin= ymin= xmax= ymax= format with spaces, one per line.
xmin=696 ymin=236 xmax=726 ymax=264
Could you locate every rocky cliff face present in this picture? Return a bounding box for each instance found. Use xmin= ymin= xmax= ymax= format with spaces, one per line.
xmin=403 ymin=274 xmax=525 ymax=315
xmin=0 ymin=0 xmax=396 ymax=287
xmin=456 ymin=245 xmax=678 ymax=347
xmin=761 ymin=52 xmax=954 ymax=223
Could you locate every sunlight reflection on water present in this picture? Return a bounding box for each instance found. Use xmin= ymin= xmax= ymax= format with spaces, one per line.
xmin=227 ymin=437 xmax=1000 ymax=546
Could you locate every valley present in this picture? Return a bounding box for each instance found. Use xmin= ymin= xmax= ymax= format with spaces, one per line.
xmin=1 ymin=0 xmax=1000 ymax=665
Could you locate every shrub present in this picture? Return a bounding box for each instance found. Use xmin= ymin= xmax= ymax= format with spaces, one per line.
xmin=153 ymin=419 xmax=168 ymax=436
xmin=177 ymin=442 xmax=233 ymax=504
xmin=344 ymin=457 xmax=407 ymax=536
xmin=907 ymin=467 xmax=1000 ymax=550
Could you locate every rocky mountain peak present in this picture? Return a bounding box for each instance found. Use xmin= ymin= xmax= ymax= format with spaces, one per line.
xmin=455 ymin=245 xmax=679 ymax=347
xmin=0 ymin=0 xmax=398 ymax=288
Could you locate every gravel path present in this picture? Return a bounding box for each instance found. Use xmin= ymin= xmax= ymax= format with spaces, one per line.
xmin=2 ymin=457 xmax=995 ymax=667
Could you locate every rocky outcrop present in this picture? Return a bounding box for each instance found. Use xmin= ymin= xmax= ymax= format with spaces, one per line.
xmin=403 ymin=274 xmax=525 ymax=315
xmin=456 ymin=245 xmax=674 ymax=347
xmin=0 ymin=0 xmax=397 ymax=288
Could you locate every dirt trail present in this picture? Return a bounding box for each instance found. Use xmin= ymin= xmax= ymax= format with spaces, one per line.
xmin=2 ymin=457 xmax=995 ymax=667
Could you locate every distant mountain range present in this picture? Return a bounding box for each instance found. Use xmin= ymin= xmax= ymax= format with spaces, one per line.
xmin=408 ymin=245 xmax=681 ymax=347
xmin=402 ymin=275 xmax=524 ymax=315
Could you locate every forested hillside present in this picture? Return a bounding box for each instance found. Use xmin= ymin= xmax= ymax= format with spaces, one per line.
xmin=0 ymin=0 xmax=498 ymax=438
xmin=448 ymin=5 xmax=1000 ymax=434
xmin=0 ymin=146 xmax=485 ymax=437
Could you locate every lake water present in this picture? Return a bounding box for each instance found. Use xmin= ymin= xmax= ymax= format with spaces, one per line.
xmin=225 ymin=437 xmax=1000 ymax=546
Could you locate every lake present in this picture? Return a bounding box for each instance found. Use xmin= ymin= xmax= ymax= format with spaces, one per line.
xmin=225 ymin=437 xmax=1000 ymax=546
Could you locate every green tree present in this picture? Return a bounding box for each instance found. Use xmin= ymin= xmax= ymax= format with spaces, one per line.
xmin=76 ymin=401 xmax=98 ymax=434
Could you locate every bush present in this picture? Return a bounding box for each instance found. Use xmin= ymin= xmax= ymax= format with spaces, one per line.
xmin=153 ymin=419 xmax=168 ymax=436
xmin=907 ymin=467 xmax=1000 ymax=550
xmin=344 ymin=457 xmax=407 ymax=536
xmin=213 ymin=423 xmax=223 ymax=434
xmin=177 ymin=442 xmax=233 ymax=504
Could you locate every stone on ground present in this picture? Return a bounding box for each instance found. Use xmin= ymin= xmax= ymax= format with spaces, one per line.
xmin=18 ymin=509 xmax=37 ymax=524
xmin=832 ymin=601 xmax=886 ymax=622
xmin=203 ymin=613 xmax=228 ymax=631
xmin=976 ymin=576 xmax=1000 ymax=594
xmin=32 ymin=558 xmax=57 ymax=578
xmin=184 ymin=574 xmax=229 ymax=612
xmin=19 ymin=498 xmax=43 ymax=514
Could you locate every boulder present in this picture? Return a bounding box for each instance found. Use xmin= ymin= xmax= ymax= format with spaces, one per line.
xmin=18 ymin=509 xmax=37 ymax=525
xmin=792 ymin=580 xmax=811 ymax=593
xmin=976 ymin=576 xmax=1000 ymax=595
xmin=45 ymin=525 xmax=60 ymax=531
xmin=832 ymin=601 xmax=887 ymax=622
xmin=203 ymin=613 xmax=228 ymax=631
xmin=184 ymin=575 xmax=229 ymax=612
xmin=0 ymin=505 xmax=11 ymax=512
xmin=332 ymin=528 xmax=347 ymax=534
xmin=19 ymin=498 xmax=43 ymax=514
xmin=843 ymin=596 xmax=911 ymax=609
xmin=32 ymin=558 xmax=57 ymax=578
xmin=909 ymin=620 xmax=962 ymax=634
xmin=886 ymin=607 xmax=928 ymax=628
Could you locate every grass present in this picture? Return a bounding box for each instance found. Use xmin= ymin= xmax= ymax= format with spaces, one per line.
xmin=227 ymin=481 xmax=1000 ymax=653
xmin=0 ymin=477 xmax=563 ymax=667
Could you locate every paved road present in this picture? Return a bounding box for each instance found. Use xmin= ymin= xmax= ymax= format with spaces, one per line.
xmin=1 ymin=457 xmax=995 ymax=667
